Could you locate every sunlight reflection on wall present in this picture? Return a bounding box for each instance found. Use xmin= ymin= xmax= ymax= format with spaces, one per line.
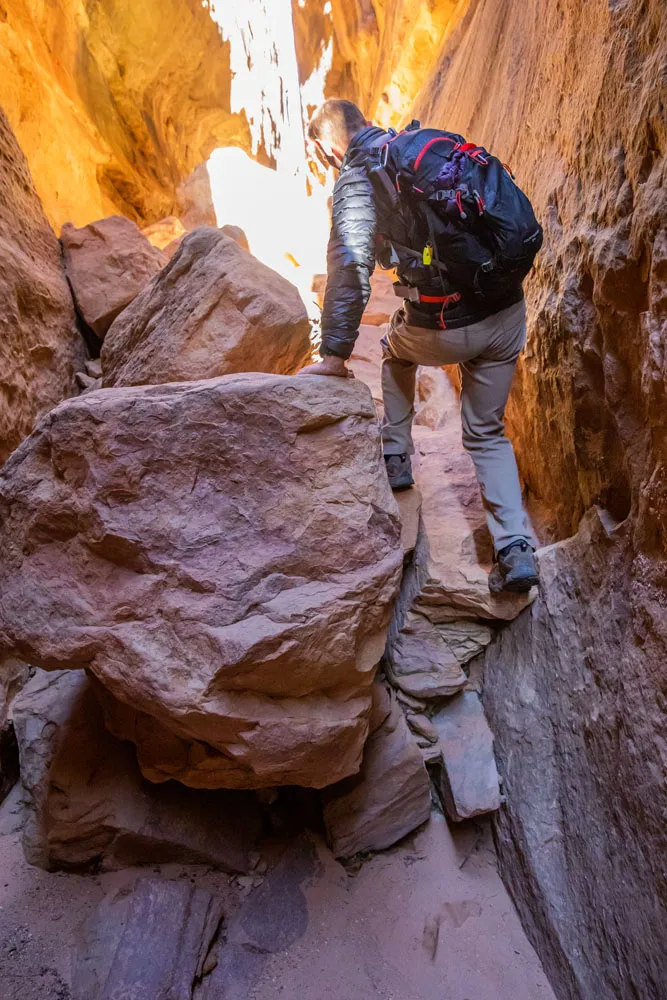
xmin=206 ymin=0 xmax=333 ymax=320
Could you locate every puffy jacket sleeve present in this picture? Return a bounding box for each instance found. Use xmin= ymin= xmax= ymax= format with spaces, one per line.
xmin=320 ymin=163 xmax=377 ymax=359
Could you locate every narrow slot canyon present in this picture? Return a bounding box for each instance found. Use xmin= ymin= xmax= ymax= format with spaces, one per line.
xmin=0 ymin=2 xmax=665 ymax=999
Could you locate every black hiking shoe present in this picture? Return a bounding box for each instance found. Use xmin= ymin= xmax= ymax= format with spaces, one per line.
xmin=384 ymin=453 xmax=414 ymax=491
xmin=488 ymin=541 xmax=539 ymax=594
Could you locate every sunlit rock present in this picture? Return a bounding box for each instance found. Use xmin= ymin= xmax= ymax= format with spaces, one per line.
xmin=0 ymin=1 xmax=250 ymax=228
xmin=102 ymin=229 xmax=313 ymax=386
xmin=61 ymin=216 xmax=167 ymax=337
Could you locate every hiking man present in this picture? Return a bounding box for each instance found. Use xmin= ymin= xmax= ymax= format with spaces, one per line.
xmin=298 ymin=98 xmax=541 ymax=594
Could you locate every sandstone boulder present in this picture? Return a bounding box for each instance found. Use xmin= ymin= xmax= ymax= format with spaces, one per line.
xmin=0 ymin=374 xmax=402 ymax=789
xmin=101 ymin=228 xmax=312 ymax=387
xmin=0 ymin=108 xmax=86 ymax=464
xmin=483 ymin=509 xmax=667 ymax=998
xmin=430 ymin=691 xmax=501 ymax=822
xmin=13 ymin=669 xmax=261 ymax=871
xmin=322 ymin=682 xmax=432 ymax=858
xmin=61 ymin=216 xmax=167 ymax=337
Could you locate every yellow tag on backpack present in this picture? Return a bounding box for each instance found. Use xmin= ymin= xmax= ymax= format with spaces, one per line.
xmin=423 ymin=243 xmax=433 ymax=266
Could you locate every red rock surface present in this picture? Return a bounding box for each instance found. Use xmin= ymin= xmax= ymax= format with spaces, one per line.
xmin=61 ymin=216 xmax=167 ymax=337
xmin=322 ymin=681 xmax=431 ymax=857
xmin=0 ymin=108 xmax=86 ymax=466
xmin=0 ymin=373 xmax=402 ymax=790
xmin=101 ymin=229 xmax=313 ymax=386
xmin=0 ymin=1 xmax=251 ymax=228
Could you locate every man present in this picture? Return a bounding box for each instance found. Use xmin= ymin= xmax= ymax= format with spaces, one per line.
xmin=299 ymin=98 xmax=538 ymax=594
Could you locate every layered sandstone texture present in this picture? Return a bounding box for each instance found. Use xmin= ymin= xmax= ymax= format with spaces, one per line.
xmin=411 ymin=5 xmax=667 ymax=998
xmin=0 ymin=0 xmax=249 ymax=229
xmin=0 ymin=373 xmax=403 ymax=790
xmin=62 ymin=216 xmax=167 ymax=337
xmin=0 ymin=108 xmax=86 ymax=466
xmin=484 ymin=510 xmax=667 ymax=999
xmin=14 ymin=670 xmax=261 ymax=872
xmin=101 ymin=229 xmax=312 ymax=386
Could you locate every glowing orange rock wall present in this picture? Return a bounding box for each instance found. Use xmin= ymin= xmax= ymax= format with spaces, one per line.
xmin=0 ymin=0 xmax=250 ymax=230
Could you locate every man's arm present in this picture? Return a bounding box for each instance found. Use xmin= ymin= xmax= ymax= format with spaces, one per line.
xmin=299 ymin=162 xmax=377 ymax=376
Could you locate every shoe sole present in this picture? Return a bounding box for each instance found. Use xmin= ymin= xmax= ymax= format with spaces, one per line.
xmin=499 ymin=575 xmax=539 ymax=594
xmin=389 ymin=478 xmax=415 ymax=492
xmin=488 ymin=568 xmax=538 ymax=594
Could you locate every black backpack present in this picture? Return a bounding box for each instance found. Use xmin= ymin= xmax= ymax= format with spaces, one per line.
xmin=366 ymin=121 xmax=543 ymax=298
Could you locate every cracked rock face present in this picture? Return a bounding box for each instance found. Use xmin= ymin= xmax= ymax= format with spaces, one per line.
xmin=101 ymin=229 xmax=313 ymax=387
xmin=0 ymin=373 xmax=402 ymax=789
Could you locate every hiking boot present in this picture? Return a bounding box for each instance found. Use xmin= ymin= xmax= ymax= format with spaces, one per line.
xmin=488 ymin=541 xmax=539 ymax=594
xmin=384 ymin=453 xmax=414 ymax=491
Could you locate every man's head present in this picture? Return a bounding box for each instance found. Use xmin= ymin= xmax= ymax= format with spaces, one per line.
xmin=308 ymin=99 xmax=368 ymax=170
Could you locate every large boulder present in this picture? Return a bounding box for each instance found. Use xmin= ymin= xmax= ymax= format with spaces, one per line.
xmin=0 ymin=108 xmax=86 ymax=464
xmin=61 ymin=215 xmax=167 ymax=337
xmin=0 ymin=374 xmax=402 ymax=789
xmin=101 ymin=229 xmax=313 ymax=387
xmin=13 ymin=669 xmax=261 ymax=871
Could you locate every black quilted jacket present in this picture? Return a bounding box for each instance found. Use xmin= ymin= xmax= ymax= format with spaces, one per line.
xmin=319 ymin=127 xmax=384 ymax=359
xmin=319 ymin=126 xmax=523 ymax=359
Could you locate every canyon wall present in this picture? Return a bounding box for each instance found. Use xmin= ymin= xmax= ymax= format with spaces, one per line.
xmin=293 ymin=0 xmax=469 ymax=128
xmin=0 ymin=0 xmax=250 ymax=229
xmin=297 ymin=1 xmax=667 ymax=997
xmin=0 ymin=108 xmax=86 ymax=464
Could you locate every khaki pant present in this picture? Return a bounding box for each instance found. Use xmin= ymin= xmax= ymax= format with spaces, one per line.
xmin=381 ymin=299 xmax=535 ymax=553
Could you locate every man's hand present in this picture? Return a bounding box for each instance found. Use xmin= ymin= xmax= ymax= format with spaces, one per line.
xmin=297 ymin=355 xmax=353 ymax=378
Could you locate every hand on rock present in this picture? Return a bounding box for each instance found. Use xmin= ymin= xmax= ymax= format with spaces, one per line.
xmin=297 ymin=356 xmax=354 ymax=378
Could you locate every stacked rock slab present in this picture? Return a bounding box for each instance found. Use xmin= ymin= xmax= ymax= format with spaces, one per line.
xmin=0 ymin=373 xmax=403 ymax=791
xmin=13 ymin=669 xmax=261 ymax=872
xmin=72 ymin=878 xmax=225 ymax=1000
xmin=101 ymin=228 xmax=313 ymax=387
xmin=61 ymin=216 xmax=167 ymax=337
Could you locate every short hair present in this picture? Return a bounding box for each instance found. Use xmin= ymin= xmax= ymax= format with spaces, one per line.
xmin=307 ymin=99 xmax=366 ymax=146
